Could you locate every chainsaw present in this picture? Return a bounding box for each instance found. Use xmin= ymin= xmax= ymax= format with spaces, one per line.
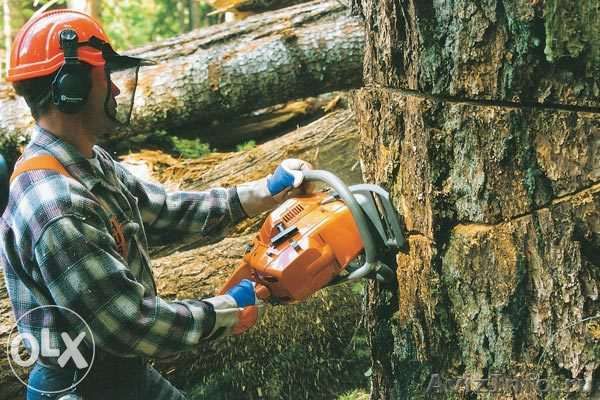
xmin=220 ymin=170 xmax=406 ymax=303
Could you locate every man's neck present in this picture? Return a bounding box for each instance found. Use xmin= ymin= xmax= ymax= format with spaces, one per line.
xmin=37 ymin=114 xmax=96 ymax=158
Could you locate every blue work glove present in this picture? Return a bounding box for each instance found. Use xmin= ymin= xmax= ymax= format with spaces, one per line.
xmin=203 ymin=279 xmax=264 ymax=339
xmin=226 ymin=279 xmax=257 ymax=307
xmin=236 ymin=158 xmax=313 ymax=216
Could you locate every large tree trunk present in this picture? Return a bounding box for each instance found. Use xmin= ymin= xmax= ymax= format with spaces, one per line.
xmin=0 ymin=109 xmax=364 ymax=399
xmin=0 ymin=0 xmax=362 ymax=154
xmin=350 ymin=1 xmax=599 ymax=399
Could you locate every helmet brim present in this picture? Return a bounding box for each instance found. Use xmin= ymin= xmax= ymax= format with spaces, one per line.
xmin=106 ymin=54 xmax=156 ymax=72
xmin=86 ymin=36 xmax=156 ymax=72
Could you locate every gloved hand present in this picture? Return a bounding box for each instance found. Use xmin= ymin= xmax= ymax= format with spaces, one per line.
xmin=236 ymin=158 xmax=313 ymax=217
xmin=202 ymin=279 xmax=265 ymax=340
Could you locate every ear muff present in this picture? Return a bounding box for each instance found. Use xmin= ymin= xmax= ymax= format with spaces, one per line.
xmin=51 ymin=29 xmax=92 ymax=114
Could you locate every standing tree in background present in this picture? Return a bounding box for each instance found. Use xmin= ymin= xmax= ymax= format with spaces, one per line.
xmin=67 ymin=0 xmax=101 ymax=18
xmin=350 ymin=0 xmax=599 ymax=399
xmin=100 ymin=0 xmax=221 ymax=50
xmin=1 ymin=0 xmax=10 ymax=76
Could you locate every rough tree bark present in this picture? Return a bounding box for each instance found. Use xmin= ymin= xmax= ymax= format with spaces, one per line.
xmin=350 ymin=1 xmax=599 ymax=399
xmin=0 ymin=109 xmax=364 ymax=399
xmin=0 ymin=0 xmax=362 ymax=154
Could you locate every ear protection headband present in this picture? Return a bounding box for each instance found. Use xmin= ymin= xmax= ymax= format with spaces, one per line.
xmin=51 ymin=29 xmax=92 ymax=114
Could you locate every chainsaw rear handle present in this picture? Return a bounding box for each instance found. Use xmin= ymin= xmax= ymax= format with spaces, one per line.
xmin=302 ymin=170 xmax=392 ymax=282
xmin=219 ymin=260 xmax=272 ymax=299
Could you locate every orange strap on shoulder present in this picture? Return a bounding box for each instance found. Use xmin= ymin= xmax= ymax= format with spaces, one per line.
xmin=10 ymin=155 xmax=72 ymax=184
xmin=9 ymin=154 xmax=129 ymax=260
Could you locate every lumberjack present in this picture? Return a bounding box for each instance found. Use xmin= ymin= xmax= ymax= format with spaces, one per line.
xmin=1 ymin=9 xmax=311 ymax=400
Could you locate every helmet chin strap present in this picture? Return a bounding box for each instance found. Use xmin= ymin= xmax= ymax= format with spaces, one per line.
xmin=103 ymin=68 xmax=120 ymax=125
xmin=103 ymin=65 xmax=140 ymax=126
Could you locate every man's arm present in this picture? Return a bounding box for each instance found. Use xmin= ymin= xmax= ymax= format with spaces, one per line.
xmin=33 ymin=211 xmax=248 ymax=358
xmin=113 ymin=161 xmax=246 ymax=245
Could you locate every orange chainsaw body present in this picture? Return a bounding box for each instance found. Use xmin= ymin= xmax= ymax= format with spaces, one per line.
xmin=220 ymin=192 xmax=364 ymax=303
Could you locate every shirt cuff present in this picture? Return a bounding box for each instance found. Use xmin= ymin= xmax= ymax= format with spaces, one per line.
xmin=227 ymin=187 xmax=248 ymax=221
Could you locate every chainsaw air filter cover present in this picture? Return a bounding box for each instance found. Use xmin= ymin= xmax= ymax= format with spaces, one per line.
xmin=244 ymin=192 xmax=363 ymax=303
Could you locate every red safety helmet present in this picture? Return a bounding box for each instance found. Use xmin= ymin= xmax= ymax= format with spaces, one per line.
xmin=7 ymin=10 xmax=114 ymax=82
xmin=7 ymin=9 xmax=153 ymax=123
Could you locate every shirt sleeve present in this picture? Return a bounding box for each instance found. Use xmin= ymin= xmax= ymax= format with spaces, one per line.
xmin=34 ymin=212 xmax=217 ymax=358
xmin=113 ymin=161 xmax=246 ymax=245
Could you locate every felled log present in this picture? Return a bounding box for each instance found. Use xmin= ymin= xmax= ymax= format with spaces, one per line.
xmin=0 ymin=109 xmax=363 ymax=399
xmin=0 ymin=0 xmax=363 ymax=154
xmin=197 ymin=92 xmax=345 ymax=148
xmin=121 ymin=91 xmax=346 ymax=151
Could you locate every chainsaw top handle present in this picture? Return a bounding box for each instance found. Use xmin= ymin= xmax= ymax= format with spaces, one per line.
xmin=302 ymin=170 xmax=388 ymax=281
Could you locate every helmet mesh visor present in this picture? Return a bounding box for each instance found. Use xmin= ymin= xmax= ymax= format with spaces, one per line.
xmin=104 ymin=65 xmax=140 ymax=125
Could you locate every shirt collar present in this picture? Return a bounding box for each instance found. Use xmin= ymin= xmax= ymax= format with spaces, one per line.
xmin=27 ymin=126 xmax=108 ymax=191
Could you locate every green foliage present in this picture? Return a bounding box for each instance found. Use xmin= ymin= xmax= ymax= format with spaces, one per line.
xmin=236 ymin=140 xmax=256 ymax=152
xmin=101 ymin=0 xmax=222 ymax=50
xmin=171 ymin=136 xmax=211 ymax=159
xmin=0 ymin=135 xmax=26 ymax=172
xmin=337 ymin=389 xmax=370 ymax=400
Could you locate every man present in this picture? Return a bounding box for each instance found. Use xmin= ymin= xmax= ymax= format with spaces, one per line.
xmin=1 ymin=10 xmax=312 ymax=400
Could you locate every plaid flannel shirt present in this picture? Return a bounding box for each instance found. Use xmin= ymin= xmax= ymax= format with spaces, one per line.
xmin=0 ymin=126 xmax=246 ymax=361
